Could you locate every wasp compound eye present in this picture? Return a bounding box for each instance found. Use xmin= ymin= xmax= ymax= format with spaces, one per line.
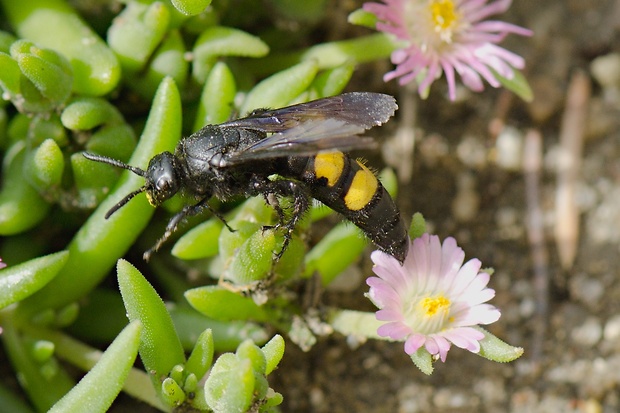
xmin=144 ymin=152 xmax=180 ymax=206
xmin=156 ymin=175 xmax=173 ymax=191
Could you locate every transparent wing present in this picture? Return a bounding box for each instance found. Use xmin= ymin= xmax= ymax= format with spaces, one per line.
xmin=219 ymin=92 xmax=397 ymax=165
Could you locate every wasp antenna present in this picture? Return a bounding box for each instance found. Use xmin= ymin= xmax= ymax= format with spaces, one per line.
xmin=83 ymin=152 xmax=146 ymax=177
xmin=104 ymin=186 xmax=147 ymax=219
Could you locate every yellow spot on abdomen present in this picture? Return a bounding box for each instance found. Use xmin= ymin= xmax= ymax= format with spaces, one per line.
xmin=344 ymin=161 xmax=378 ymax=211
xmin=314 ymin=152 xmax=345 ymax=187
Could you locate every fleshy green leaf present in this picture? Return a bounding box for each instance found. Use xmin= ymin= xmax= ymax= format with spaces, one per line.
xmin=261 ymin=335 xmax=284 ymax=375
xmin=107 ymin=2 xmax=170 ymax=72
xmin=0 ymin=251 xmax=68 ymax=310
xmin=236 ymin=340 xmax=266 ymax=375
xmin=475 ymin=326 xmax=524 ymax=363
xmin=185 ymin=329 xmax=214 ymax=380
xmin=491 ymin=67 xmax=534 ymax=102
xmin=205 ymin=355 xmax=254 ymax=413
xmin=0 ymin=142 xmax=50 ymax=235
xmin=409 ymin=212 xmax=426 ymax=239
xmin=1 ymin=0 xmax=121 ymax=96
xmin=310 ymin=62 xmax=355 ymax=98
xmin=329 ymin=309 xmax=382 ymax=339
xmin=0 ymin=52 xmax=23 ymax=98
xmin=61 ymin=97 xmax=124 ymax=131
xmin=70 ymin=151 xmax=120 ymax=208
xmin=410 ymin=347 xmax=434 ymax=375
xmin=171 ymin=217 xmax=223 ymax=259
xmin=85 ymin=124 xmax=136 ymax=162
xmin=193 ymin=26 xmax=269 ymax=84
xmin=1 ymin=318 xmax=75 ymax=411
xmin=16 ymin=77 xmax=181 ymax=319
xmin=126 ymin=29 xmax=189 ymax=99
xmin=241 ymin=60 xmax=318 ymax=113
xmin=47 ymin=321 xmax=143 ymax=413
xmin=170 ymin=306 xmax=269 ymax=352
xmin=161 ymin=377 xmax=185 ymax=407
xmin=227 ymin=229 xmax=279 ymax=284
xmin=171 ymin=0 xmax=212 ymax=16
xmin=117 ymin=259 xmax=185 ymax=387
xmin=23 ymin=138 xmax=65 ymax=192
xmin=193 ymin=61 xmax=236 ymax=131
xmin=15 ymin=46 xmax=72 ymax=104
xmin=304 ymin=222 xmax=366 ymax=285
xmin=347 ymin=8 xmax=378 ymax=28
xmin=185 ymin=285 xmax=270 ymax=322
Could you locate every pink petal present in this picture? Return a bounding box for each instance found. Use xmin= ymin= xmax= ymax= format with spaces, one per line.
xmin=467 ymin=0 xmax=512 ymax=22
xmin=404 ymin=333 xmax=426 ymax=355
xmin=378 ymin=322 xmax=411 ymax=340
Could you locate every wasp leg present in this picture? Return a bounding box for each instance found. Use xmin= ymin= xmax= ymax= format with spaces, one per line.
xmin=143 ymin=195 xmax=233 ymax=261
xmin=250 ymin=178 xmax=309 ymax=260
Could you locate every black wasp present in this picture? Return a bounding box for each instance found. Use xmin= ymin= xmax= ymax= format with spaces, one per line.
xmin=84 ymin=92 xmax=409 ymax=263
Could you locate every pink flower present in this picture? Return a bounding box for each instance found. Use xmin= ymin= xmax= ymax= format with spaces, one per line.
xmin=363 ymin=0 xmax=532 ymax=100
xmin=0 ymin=258 xmax=5 ymax=269
xmin=367 ymin=234 xmax=500 ymax=361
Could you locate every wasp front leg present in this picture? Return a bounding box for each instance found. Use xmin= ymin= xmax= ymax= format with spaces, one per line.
xmin=249 ymin=177 xmax=309 ymax=260
xmin=144 ymin=194 xmax=234 ymax=261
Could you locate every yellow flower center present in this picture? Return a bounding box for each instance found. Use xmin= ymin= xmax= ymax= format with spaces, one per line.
xmin=420 ymin=295 xmax=451 ymax=317
xmin=429 ymin=0 xmax=460 ymax=42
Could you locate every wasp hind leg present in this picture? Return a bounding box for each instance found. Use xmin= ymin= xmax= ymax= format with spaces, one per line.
xmin=251 ymin=178 xmax=309 ymax=260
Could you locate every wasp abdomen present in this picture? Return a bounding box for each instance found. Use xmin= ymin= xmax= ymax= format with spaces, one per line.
xmin=291 ymin=152 xmax=408 ymax=263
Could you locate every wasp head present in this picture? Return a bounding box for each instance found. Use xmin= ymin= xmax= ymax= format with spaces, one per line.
xmin=144 ymin=152 xmax=180 ymax=206
xmin=83 ymin=151 xmax=180 ymax=219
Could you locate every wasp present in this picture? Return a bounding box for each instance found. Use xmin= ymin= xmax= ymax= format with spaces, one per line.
xmin=83 ymin=92 xmax=408 ymax=263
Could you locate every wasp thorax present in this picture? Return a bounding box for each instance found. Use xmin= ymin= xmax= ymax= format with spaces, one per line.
xmin=145 ymin=152 xmax=180 ymax=206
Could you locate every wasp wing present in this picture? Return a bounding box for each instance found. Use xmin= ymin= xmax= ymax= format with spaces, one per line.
xmin=219 ymin=92 xmax=397 ymax=165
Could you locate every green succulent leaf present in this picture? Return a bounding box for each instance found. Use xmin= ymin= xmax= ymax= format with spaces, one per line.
xmin=205 ymin=355 xmax=254 ymax=413
xmin=15 ymin=45 xmax=72 ymax=104
xmin=194 ymin=61 xmax=237 ymax=131
xmin=47 ymin=321 xmax=143 ymax=413
xmin=0 ymin=52 xmax=23 ymax=98
xmin=0 ymin=251 xmax=68 ymax=310
xmin=0 ymin=142 xmax=50 ymax=235
xmin=236 ymin=339 xmax=266 ymax=375
xmin=61 ymin=97 xmax=124 ymax=131
xmin=171 ymin=0 xmax=212 ymax=16
xmin=193 ymin=26 xmax=269 ymax=84
xmin=107 ymin=2 xmax=170 ymax=72
xmin=261 ymin=335 xmax=285 ymax=375
xmin=117 ymin=259 xmax=185 ymax=387
xmin=310 ymin=62 xmax=355 ymax=98
xmin=475 ymin=326 xmax=524 ymax=363
xmin=185 ymin=285 xmax=270 ymax=322
xmin=1 ymin=318 xmax=75 ymax=411
xmin=126 ymin=29 xmax=189 ymax=99
xmin=241 ymin=60 xmax=318 ymax=113
xmin=185 ymin=329 xmax=214 ymax=381
xmin=409 ymin=212 xmax=427 ymax=239
xmin=347 ymin=9 xmax=378 ymax=28
xmin=491 ymin=66 xmax=534 ymax=102
xmin=1 ymin=0 xmax=121 ymax=96
xmin=410 ymin=347 xmax=434 ymax=375
xmin=171 ymin=217 xmax=223 ymax=259
xmin=161 ymin=377 xmax=186 ymax=407
xmin=304 ymin=222 xmax=366 ymax=285
xmin=16 ymin=77 xmax=181 ymax=320
xmin=23 ymin=138 xmax=65 ymax=192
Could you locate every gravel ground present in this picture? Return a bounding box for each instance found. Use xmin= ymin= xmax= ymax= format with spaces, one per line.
xmin=274 ymin=1 xmax=620 ymax=412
